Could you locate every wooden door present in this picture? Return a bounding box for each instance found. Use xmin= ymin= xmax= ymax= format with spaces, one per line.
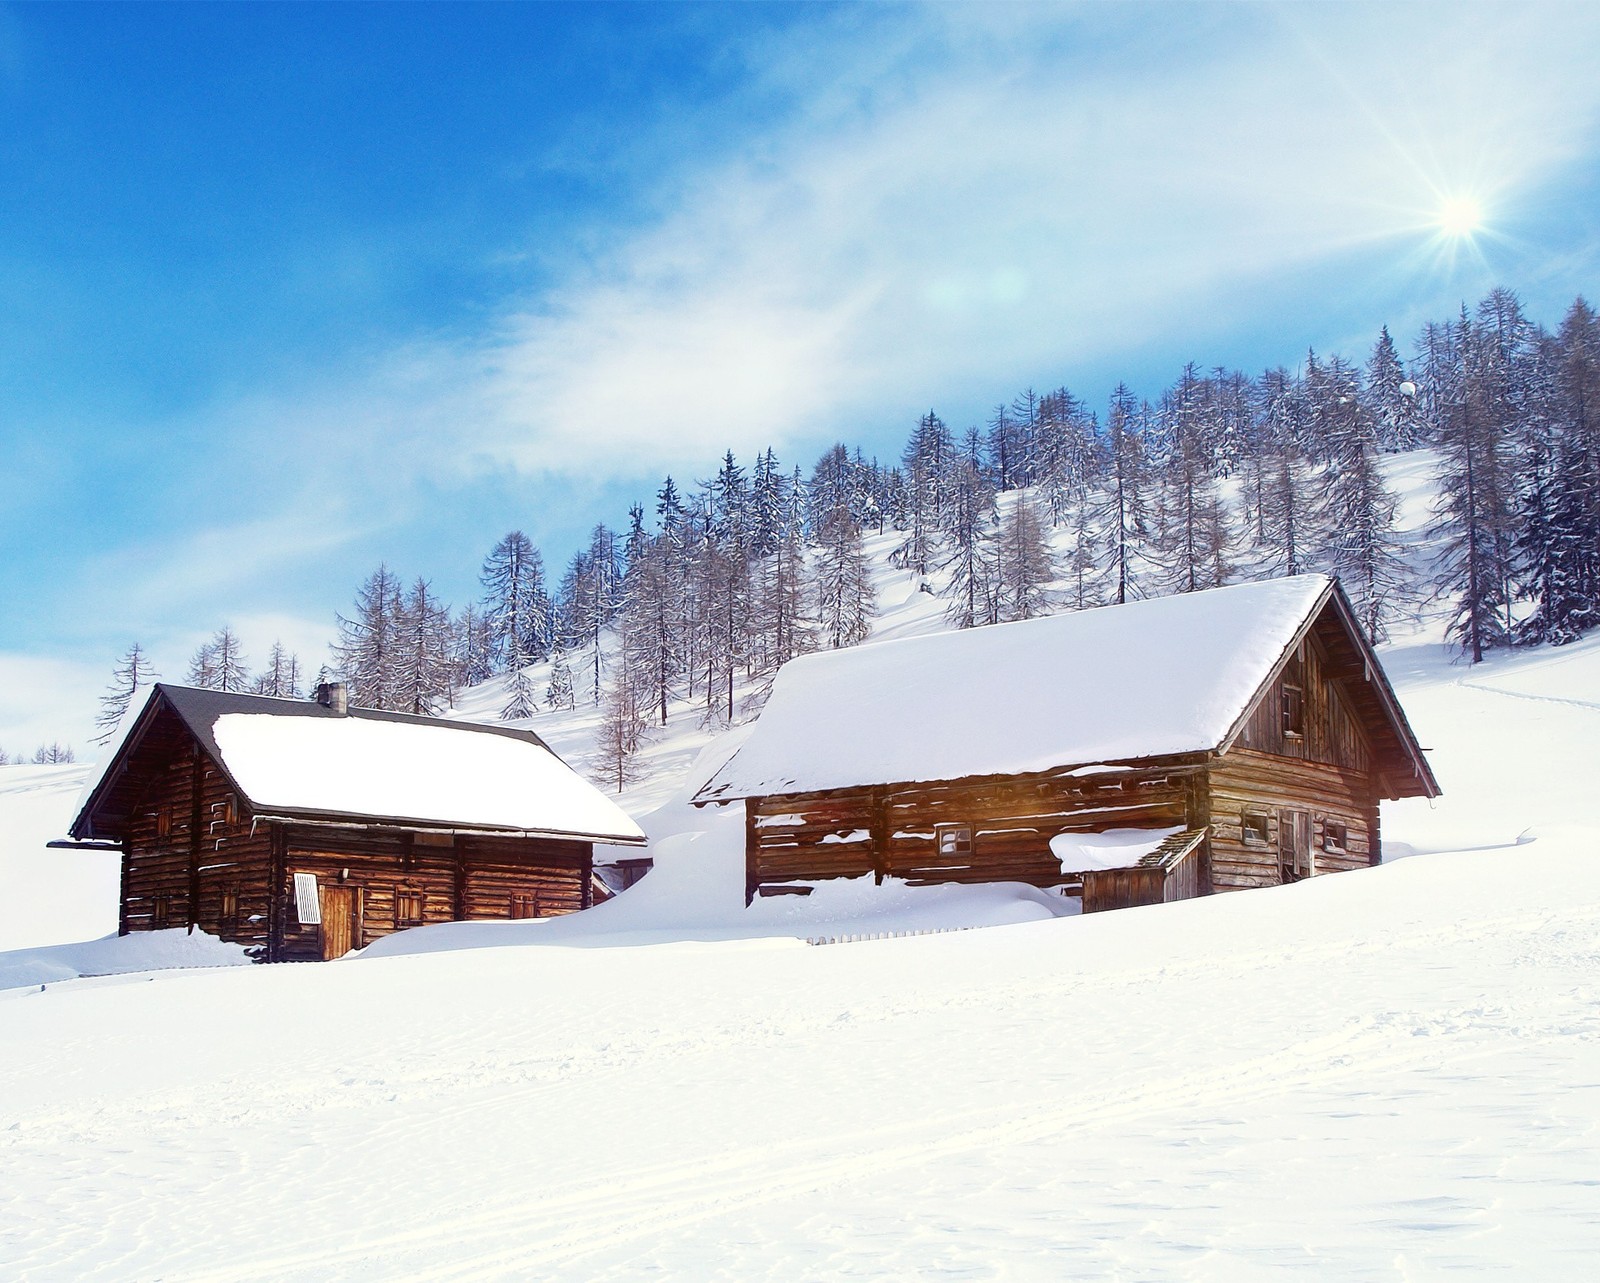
xmin=319 ymin=886 xmax=361 ymax=959
xmin=1277 ymin=809 xmax=1312 ymax=883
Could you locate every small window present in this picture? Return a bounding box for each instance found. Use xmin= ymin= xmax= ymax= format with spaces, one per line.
xmin=1282 ymin=685 xmax=1304 ymax=738
xmin=1242 ymin=812 xmax=1270 ymax=845
xmin=153 ymin=808 xmax=172 ymax=839
xmin=1323 ymin=821 xmax=1348 ymax=853
xmin=935 ymin=824 xmax=974 ymax=858
xmin=396 ymin=890 xmax=425 ymax=927
xmin=509 ymin=892 xmax=538 ymax=920
xmin=152 ymin=895 xmax=171 ymax=929
xmin=219 ymin=889 xmax=239 ymax=931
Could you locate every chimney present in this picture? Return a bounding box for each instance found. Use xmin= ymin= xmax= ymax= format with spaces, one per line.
xmin=314 ymin=681 xmax=349 ymax=715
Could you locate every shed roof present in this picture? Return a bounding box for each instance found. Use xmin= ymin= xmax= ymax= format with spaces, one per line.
xmin=71 ymin=684 xmax=646 ymax=846
xmin=693 ymin=575 xmax=1438 ymax=803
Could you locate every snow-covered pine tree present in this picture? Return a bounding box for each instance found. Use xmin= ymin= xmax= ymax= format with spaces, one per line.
xmin=1517 ymin=300 xmax=1600 ymax=644
xmin=985 ymin=403 xmax=1024 ymax=492
xmin=450 ymin=602 xmax=495 ymax=690
xmin=334 ymin=565 xmax=403 ymax=708
xmin=749 ymin=518 xmax=814 ymax=681
xmin=1365 ymin=326 xmax=1427 ymax=452
xmin=1097 ymin=383 xmax=1152 ymax=604
xmin=1430 ymin=306 xmax=1519 ymax=662
xmin=995 ymin=491 xmax=1058 ymax=621
xmin=94 ymin=643 xmax=158 ymax=744
xmin=1061 ymin=498 xmax=1103 ymax=611
xmin=1153 ymin=365 xmax=1232 ymax=593
xmin=545 ymin=645 xmax=576 ymax=711
xmin=749 ymin=448 xmax=787 ymax=559
xmin=480 ymin=531 xmax=552 ymax=672
xmin=814 ymin=509 xmax=876 ymax=649
xmin=938 ymin=456 xmax=998 ymax=629
xmin=395 ymin=578 xmax=453 ymax=715
xmin=897 ymin=411 xmax=954 ymax=575
xmin=1260 ymin=447 xmax=1315 ymax=577
xmin=1316 ymin=355 xmax=1405 ymax=643
xmin=621 ymin=536 xmax=683 ymax=726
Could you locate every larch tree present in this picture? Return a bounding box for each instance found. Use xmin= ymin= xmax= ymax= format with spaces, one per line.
xmin=334 ymin=565 xmax=403 ymax=708
xmin=189 ymin=627 xmax=251 ymax=693
xmin=995 ymin=492 xmax=1058 ymax=621
xmin=94 ymin=643 xmax=158 ymax=744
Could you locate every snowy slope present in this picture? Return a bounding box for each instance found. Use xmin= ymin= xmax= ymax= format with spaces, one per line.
xmin=4 ymin=447 xmax=1600 ymax=1277
xmin=0 ymin=763 xmax=118 ymax=950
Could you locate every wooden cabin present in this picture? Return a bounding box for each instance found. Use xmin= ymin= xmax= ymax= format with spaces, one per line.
xmin=67 ymin=682 xmax=647 ymax=960
xmin=691 ymin=575 xmax=1439 ymax=911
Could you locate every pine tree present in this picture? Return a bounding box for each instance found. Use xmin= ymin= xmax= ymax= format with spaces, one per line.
xmin=1098 ymin=383 xmax=1152 ymax=603
xmin=94 ymin=643 xmax=158 ymax=745
xmin=1365 ymin=326 xmax=1427 ymax=452
xmin=939 ymin=457 xmax=998 ymax=629
xmin=546 ymin=646 xmax=576 ymax=711
xmin=334 ymin=565 xmax=403 ymax=708
xmin=1431 ymin=306 xmax=1518 ymax=662
xmin=897 ymin=411 xmax=954 ymax=575
xmin=995 ymin=492 xmax=1058 ymax=621
xmin=814 ymin=510 xmax=876 ymax=649
xmin=593 ymin=662 xmax=649 ymax=794
xmin=189 ymin=627 xmax=250 ymax=693
xmin=395 ymin=578 xmax=453 ymax=715
xmin=250 ymin=641 xmax=301 ymax=699
xmin=1316 ymin=356 xmax=1405 ymax=642
xmin=481 ymin=531 xmax=552 ymax=671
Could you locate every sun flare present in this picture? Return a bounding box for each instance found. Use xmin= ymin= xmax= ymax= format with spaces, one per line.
xmin=1437 ymin=195 xmax=1484 ymax=238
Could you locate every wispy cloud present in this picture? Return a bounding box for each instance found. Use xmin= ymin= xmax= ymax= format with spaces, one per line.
xmin=416 ymin=2 xmax=1600 ymax=477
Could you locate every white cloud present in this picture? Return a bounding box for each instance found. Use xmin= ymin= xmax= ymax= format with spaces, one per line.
xmin=430 ymin=1 xmax=1600 ymax=477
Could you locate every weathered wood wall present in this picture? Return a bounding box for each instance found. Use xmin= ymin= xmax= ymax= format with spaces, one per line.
xmin=120 ymin=737 xmax=274 ymax=954
xmin=1207 ymin=748 xmax=1376 ymax=891
xmin=275 ymin=829 xmax=593 ymax=962
xmin=746 ymin=761 xmax=1201 ymax=899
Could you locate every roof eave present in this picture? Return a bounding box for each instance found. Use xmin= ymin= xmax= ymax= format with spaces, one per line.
xmin=252 ymin=806 xmax=648 ymax=847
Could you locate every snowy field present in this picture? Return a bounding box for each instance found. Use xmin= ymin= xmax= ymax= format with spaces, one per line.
xmin=4 ymin=451 xmax=1600 ymax=1278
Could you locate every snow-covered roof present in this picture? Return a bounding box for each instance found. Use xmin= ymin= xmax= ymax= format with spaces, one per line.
xmin=695 ymin=576 xmax=1340 ymax=801
xmin=74 ymin=685 xmax=645 ymax=846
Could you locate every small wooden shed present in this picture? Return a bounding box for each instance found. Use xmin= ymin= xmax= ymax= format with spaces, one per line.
xmin=691 ymin=575 xmax=1439 ymax=910
xmin=67 ymin=682 xmax=646 ymax=960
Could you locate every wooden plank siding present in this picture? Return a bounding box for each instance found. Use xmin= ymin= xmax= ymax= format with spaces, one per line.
xmin=1207 ymin=749 xmax=1375 ymax=891
xmin=120 ymin=738 xmax=274 ymax=955
xmin=747 ymin=762 xmax=1202 ymax=897
xmin=274 ymin=829 xmax=593 ymax=962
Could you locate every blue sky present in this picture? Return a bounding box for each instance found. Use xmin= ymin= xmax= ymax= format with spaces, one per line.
xmin=3 ymin=1 xmax=1599 ymax=751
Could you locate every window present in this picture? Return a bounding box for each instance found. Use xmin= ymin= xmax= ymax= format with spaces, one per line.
xmin=1281 ymin=685 xmax=1304 ymax=738
xmin=152 ymin=895 xmax=171 ymax=929
xmin=935 ymin=824 xmax=974 ymax=859
xmin=509 ymin=892 xmax=538 ymax=919
xmin=219 ymin=890 xmax=239 ymax=931
xmin=153 ymin=808 xmax=172 ymax=840
xmin=1323 ymin=820 xmax=1348 ymax=853
xmin=1242 ymin=812 xmax=1270 ymax=845
xmin=396 ymin=890 xmax=425 ymax=927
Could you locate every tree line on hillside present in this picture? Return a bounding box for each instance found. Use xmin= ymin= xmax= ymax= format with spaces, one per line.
xmin=0 ymin=744 xmax=76 ymax=766
xmin=98 ymin=288 xmax=1600 ymax=779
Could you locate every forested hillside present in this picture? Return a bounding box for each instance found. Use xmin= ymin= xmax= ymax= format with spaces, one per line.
xmin=114 ymin=289 xmax=1600 ymax=770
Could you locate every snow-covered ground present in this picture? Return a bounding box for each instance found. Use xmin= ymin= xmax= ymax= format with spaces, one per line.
xmin=4 ymin=450 xmax=1600 ymax=1278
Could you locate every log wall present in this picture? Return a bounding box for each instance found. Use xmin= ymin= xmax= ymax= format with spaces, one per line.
xmin=747 ymin=762 xmax=1200 ymax=897
xmin=120 ymin=739 xmax=273 ymax=955
xmin=275 ymin=829 xmax=593 ymax=962
xmin=1206 ymin=748 xmax=1376 ymax=892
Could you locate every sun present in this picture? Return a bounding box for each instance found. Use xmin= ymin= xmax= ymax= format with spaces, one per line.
xmin=1437 ymin=195 xmax=1484 ymax=238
